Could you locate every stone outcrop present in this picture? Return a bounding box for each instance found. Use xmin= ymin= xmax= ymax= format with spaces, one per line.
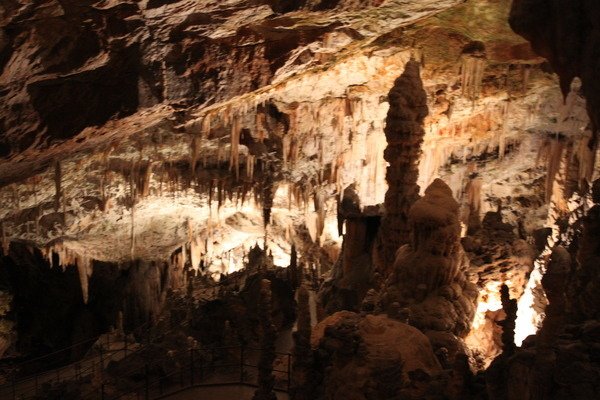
xmin=381 ymin=179 xmax=478 ymax=339
xmin=311 ymin=311 xmax=443 ymax=400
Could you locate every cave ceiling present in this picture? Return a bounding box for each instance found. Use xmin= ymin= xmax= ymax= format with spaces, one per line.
xmin=0 ymin=0 xmax=590 ymax=272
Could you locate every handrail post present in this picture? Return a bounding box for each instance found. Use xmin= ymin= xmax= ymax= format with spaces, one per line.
xmin=199 ymin=354 xmax=204 ymax=381
xmin=124 ymin=334 xmax=128 ymax=357
xmin=144 ymin=364 xmax=149 ymax=400
xmin=190 ymin=349 xmax=195 ymax=386
xmin=11 ymin=375 xmax=15 ymax=400
xmin=240 ymin=345 xmax=245 ymax=384
xmin=100 ymin=348 xmax=104 ymax=381
xmin=287 ymin=353 xmax=291 ymax=392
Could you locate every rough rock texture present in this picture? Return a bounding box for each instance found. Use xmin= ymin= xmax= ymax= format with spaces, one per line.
xmin=311 ymin=311 xmax=443 ymax=400
xmin=0 ymin=0 xmax=591 ymax=379
xmin=377 ymin=59 xmax=428 ymax=271
xmin=381 ymin=179 xmax=478 ymax=338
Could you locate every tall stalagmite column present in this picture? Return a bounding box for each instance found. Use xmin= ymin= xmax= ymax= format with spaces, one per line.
xmin=253 ymin=279 xmax=277 ymax=400
xmin=378 ymin=59 xmax=429 ymax=270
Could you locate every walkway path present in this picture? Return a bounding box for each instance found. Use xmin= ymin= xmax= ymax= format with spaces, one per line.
xmin=0 ymin=332 xmax=140 ymax=399
xmin=161 ymin=384 xmax=289 ymax=400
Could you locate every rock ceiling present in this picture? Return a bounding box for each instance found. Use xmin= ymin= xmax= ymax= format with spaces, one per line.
xmin=0 ymin=0 xmax=593 ymax=278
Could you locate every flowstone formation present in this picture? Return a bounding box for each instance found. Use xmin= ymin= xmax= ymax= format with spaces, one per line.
xmin=380 ymin=179 xmax=478 ymax=342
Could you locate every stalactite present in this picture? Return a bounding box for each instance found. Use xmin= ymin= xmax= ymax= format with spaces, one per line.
xmin=521 ymin=64 xmax=531 ymax=92
xmin=43 ymin=242 xmax=93 ymax=303
xmin=190 ymin=135 xmax=201 ymax=174
xmin=246 ymin=154 xmax=255 ymax=180
xmin=54 ymin=160 xmax=61 ymax=212
xmin=76 ymin=256 xmax=93 ymax=304
xmin=544 ymin=139 xmax=566 ymax=203
xmin=288 ymin=107 xmax=298 ymax=167
xmin=1 ymin=223 xmax=9 ymax=255
xmin=230 ymin=115 xmax=241 ymax=180
xmin=575 ymin=135 xmax=595 ymax=184
xmin=130 ymin=204 xmax=135 ymax=261
xmin=461 ymin=55 xmax=486 ymax=100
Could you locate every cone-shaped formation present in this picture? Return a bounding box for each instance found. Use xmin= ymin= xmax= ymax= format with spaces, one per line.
xmin=378 ymin=59 xmax=428 ymax=270
xmin=381 ymin=179 xmax=478 ymax=338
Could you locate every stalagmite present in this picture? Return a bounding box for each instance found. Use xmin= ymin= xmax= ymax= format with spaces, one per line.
xmin=378 ymin=59 xmax=429 ymax=271
xmin=381 ymin=179 xmax=478 ymax=338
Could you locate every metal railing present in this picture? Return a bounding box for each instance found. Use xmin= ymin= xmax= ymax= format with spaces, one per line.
xmin=0 ymin=322 xmax=151 ymax=400
xmin=83 ymin=345 xmax=292 ymax=400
